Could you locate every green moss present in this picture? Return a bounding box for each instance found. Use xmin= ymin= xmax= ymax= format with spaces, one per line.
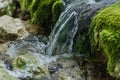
xmin=89 ymin=0 xmax=120 ymax=77
xmin=74 ymin=33 xmax=91 ymax=57
xmin=52 ymin=0 xmax=64 ymax=21
xmin=12 ymin=53 xmax=38 ymax=69
xmin=31 ymin=0 xmax=52 ymax=24
xmin=12 ymin=53 xmax=49 ymax=79
xmin=19 ymin=0 xmax=32 ymax=11
xmin=0 ymin=1 xmax=15 ymax=16
xmin=16 ymin=56 xmax=26 ymax=69
xmin=19 ymin=0 xmax=64 ymax=30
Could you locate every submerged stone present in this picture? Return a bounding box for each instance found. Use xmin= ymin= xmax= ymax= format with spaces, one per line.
xmin=89 ymin=0 xmax=120 ymax=78
xmin=4 ymin=37 xmax=55 ymax=79
xmin=0 ymin=61 xmax=20 ymax=80
xmin=12 ymin=53 xmax=49 ymax=79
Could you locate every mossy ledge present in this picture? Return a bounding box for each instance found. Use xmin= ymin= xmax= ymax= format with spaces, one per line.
xmin=89 ymin=0 xmax=120 ymax=78
xmin=19 ymin=0 xmax=64 ymax=34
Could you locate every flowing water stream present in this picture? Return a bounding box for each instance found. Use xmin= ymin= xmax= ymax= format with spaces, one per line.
xmin=1 ymin=0 xmax=118 ymax=79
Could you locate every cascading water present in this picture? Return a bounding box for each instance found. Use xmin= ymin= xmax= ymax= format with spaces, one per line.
xmin=46 ymin=0 xmax=117 ymax=55
xmin=46 ymin=0 xmax=88 ymax=55
xmin=46 ymin=5 xmax=79 ymax=55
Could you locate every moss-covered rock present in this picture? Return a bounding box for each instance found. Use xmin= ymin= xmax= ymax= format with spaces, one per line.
xmin=19 ymin=0 xmax=64 ymax=34
xmin=89 ymin=1 xmax=120 ymax=78
xmin=12 ymin=53 xmax=49 ymax=79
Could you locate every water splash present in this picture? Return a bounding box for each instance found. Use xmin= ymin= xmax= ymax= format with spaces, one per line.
xmin=5 ymin=36 xmax=58 ymax=78
xmin=88 ymin=0 xmax=96 ymax=4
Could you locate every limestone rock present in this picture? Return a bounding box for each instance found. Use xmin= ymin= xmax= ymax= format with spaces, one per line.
xmin=0 ymin=15 xmax=28 ymax=43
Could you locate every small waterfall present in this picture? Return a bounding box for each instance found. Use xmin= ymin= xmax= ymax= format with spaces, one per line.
xmin=46 ymin=0 xmax=117 ymax=55
xmin=46 ymin=0 xmax=93 ymax=55
xmin=46 ymin=1 xmax=81 ymax=55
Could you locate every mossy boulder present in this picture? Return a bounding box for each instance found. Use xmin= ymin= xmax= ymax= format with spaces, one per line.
xmin=89 ymin=1 xmax=120 ymax=78
xmin=12 ymin=53 xmax=49 ymax=79
xmin=19 ymin=0 xmax=64 ymax=34
xmin=4 ymin=36 xmax=50 ymax=79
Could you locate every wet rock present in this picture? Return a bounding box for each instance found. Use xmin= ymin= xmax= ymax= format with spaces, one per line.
xmin=5 ymin=60 xmax=13 ymax=71
xmin=8 ymin=54 xmax=50 ymax=79
xmin=11 ymin=53 xmax=49 ymax=79
xmin=38 ymin=35 xmax=48 ymax=44
xmin=0 ymin=15 xmax=28 ymax=43
xmin=0 ymin=43 xmax=9 ymax=53
xmin=23 ymin=21 xmax=44 ymax=35
xmin=4 ymin=37 xmax=53 ymax=80
xmin=0 ymin=61 xmax=20 ymax=80
xmin=5 ymin=36 xmax=46 ymax=58
xmin=0 ymin=52 xmax=13 ymax=71
xmin=84 ymin=62 xmax=115 ymax=80
xmin=49 ymin=58 xmax=84 ymax=80
xmin=0 ymin=52 xmax=11 ymax=62
xmin=49 ymin=63 xmax=63 ymax=74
